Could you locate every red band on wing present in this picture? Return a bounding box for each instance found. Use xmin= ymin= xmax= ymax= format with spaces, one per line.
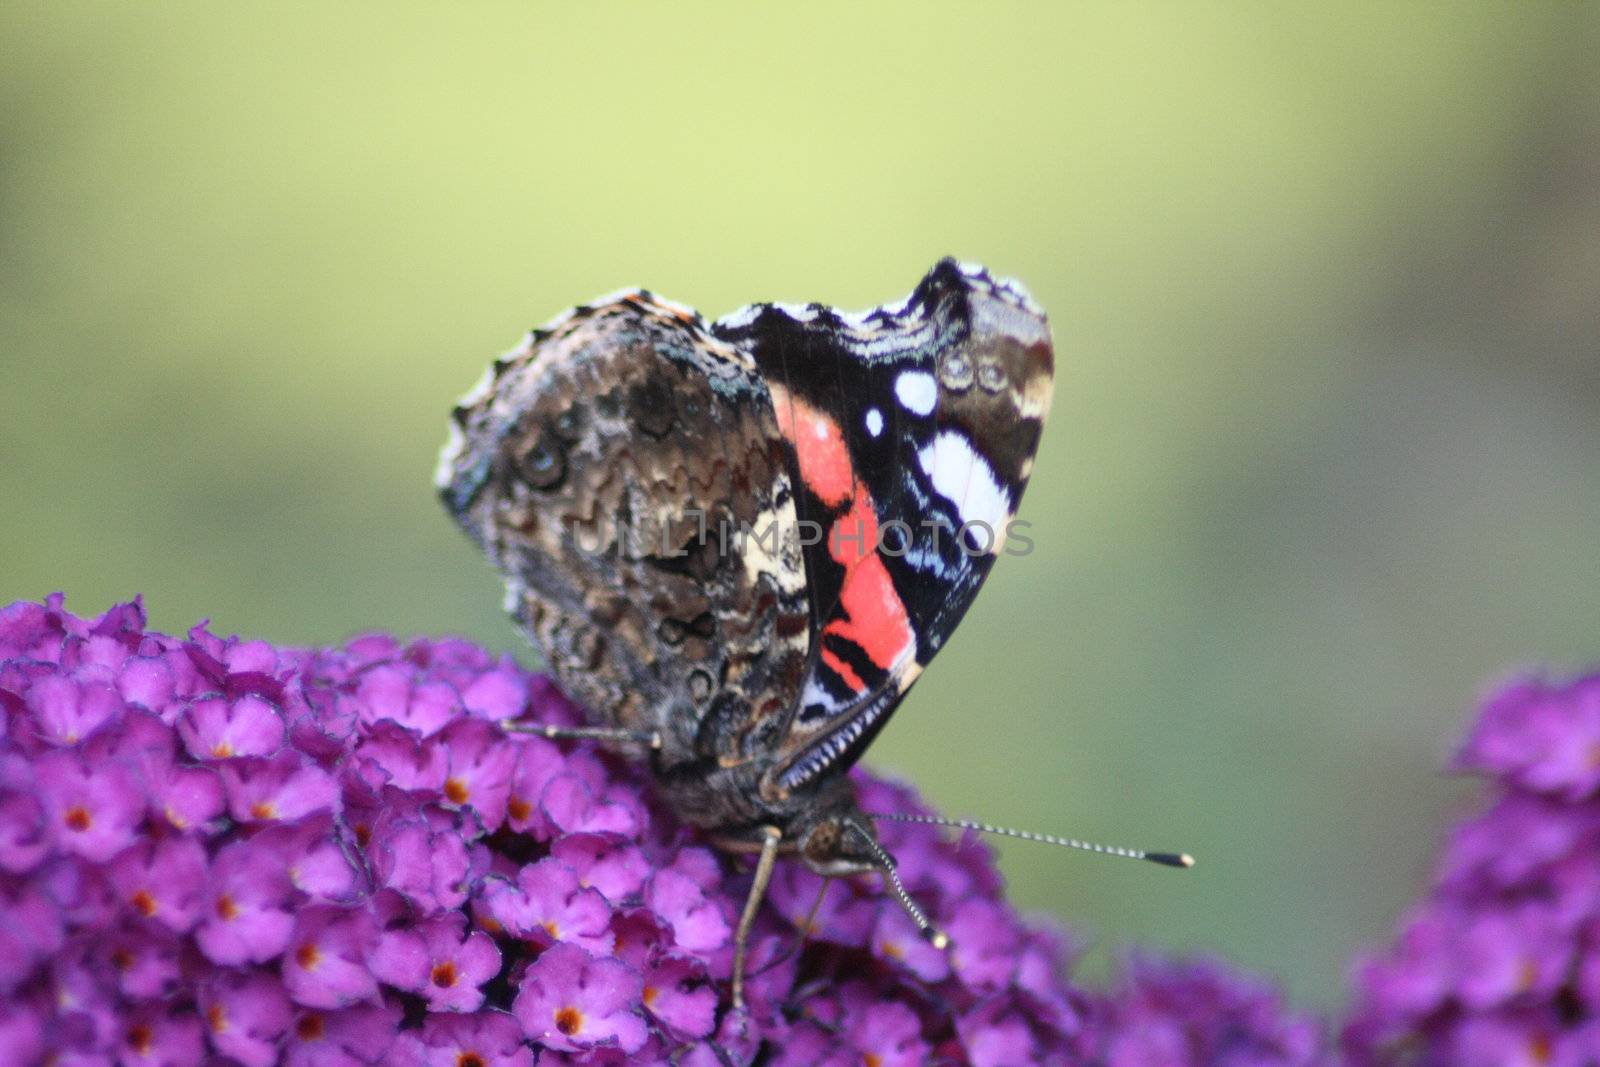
xmin=770 ymin=385 xmax=854 ymax=509
xmin=770 ymin=385 xmax=916 ymax=690
xmin=825 ymin=496 xmax=913 ymax=675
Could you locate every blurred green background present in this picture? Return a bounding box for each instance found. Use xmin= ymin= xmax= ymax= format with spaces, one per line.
xmin=4 ymin=4 xmax=1599 ymax=1011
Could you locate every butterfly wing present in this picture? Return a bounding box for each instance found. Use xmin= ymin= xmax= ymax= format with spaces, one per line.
xmin=712 ymin=260 xmax=1055 ymax=794
xmin=438 ymin=293 xmax=814 ymax=769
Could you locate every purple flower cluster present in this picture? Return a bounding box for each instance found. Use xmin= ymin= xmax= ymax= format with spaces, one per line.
xmin=0 ymin=595 xmax=1330 ymax=1065
xmin=1345 ymin=672 xmax=1600 ymax=1065
xmin=1076 ymin=955 xmax=1328 ymax=1066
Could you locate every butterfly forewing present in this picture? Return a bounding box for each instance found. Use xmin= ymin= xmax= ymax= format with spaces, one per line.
xmin=710 ymin=260 xmax=1055 ymax=791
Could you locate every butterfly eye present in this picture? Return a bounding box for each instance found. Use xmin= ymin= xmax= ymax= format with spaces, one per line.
xmin=977 ymin=359 xmax=1007 ymax=393
xmin=514 ymin=433 xmax=567 ymax=491
xmin=939 ymin=350 xmax=974 ymax=391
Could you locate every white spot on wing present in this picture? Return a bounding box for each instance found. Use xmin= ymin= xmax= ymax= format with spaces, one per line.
xmin=800 ymin=676 xmax=843 ymax=719
xmin=894 ymin=370 xmax=938 ymax=416
xmin=865 ymin=408 xmax=884 ymax=437
xmin=917 ymin=431 xmax=1010 ymax=538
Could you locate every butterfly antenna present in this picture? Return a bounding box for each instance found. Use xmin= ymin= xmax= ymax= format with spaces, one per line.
xmin=846 ymin=821 xmax=949 ymax=949
xmin=872 ymin=812 xmax=1195 ymax=870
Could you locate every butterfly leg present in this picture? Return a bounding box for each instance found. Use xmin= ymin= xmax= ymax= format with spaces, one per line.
xmin=500 ymin=721 xmax=662 ymax=747
xmin=732 ymin=825 xmax=782 ymax=1011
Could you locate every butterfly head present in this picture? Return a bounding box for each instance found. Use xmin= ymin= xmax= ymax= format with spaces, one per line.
xmin=788 ymin=795 xmax=949 ymax=947
xmin=794 ymin=809 xmax=883 ymax=879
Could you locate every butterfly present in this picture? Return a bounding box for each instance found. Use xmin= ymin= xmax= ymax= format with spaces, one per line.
xmin=437 ymin=258 xmax=1054 ymax=1005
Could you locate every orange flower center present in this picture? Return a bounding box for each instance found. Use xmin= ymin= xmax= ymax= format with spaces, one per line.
xmin=643 ymin=985 xmax=658 ymax=1006
xmin=130 ymin=889 xmax=158 ymax=917
xmin=126 ymin=1023 xmax=153 ymax=1055
xmin=215 ymin=894 xmax=239 ymax=921
xmin=457 ymin=1053 xmax=486 ymax=1067
xmin=554 ymin=1006 xmax=583 ymax=1036
xmin=249 ymin=802 xmax=276 ymax=820
xmin=295 ymin=941 xmax=323 ymax=971
xmin=865 ymin=1054 xmax=883 ymax=1067
xmin=444 ymin=777 xmax=469 ymax=804
xmin=431 ymin=961 xmax=459 ymax=988
xmin=507 ymin=796 xmax=532 ymax=822
xmin=207 ymin=1004 xmax=228 ymax=1033
xmin=63 ymin=806 xmax=92 ymax=832
xmin=296 ymin=1014 xmax=325 ymax=1041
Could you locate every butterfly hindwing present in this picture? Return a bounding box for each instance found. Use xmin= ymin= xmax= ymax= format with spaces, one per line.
xmin=438 ymin=293 xmax=814 ymax=772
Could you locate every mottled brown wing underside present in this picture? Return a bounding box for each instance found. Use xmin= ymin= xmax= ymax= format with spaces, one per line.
xmin=439 ymin=295 xmax=811 ymax=768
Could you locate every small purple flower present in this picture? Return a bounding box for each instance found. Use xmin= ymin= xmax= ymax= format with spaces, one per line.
xmin=255 ymin=816 xmax=359 ymax=901
xmin=201 ymin=968 xmax=294 ymax=1067
xmin=178 ymin=693 xmax=285 ymax=760
xmin=354 ymin=663 xmax=461 ymax=736
xmin=512 ymin=942 xmax=648 ymax=1055
xmin=352 ymin=721 xmax=448 ymax=793
xmin=220 ymin=751 xmax=340 ymax=824
xmin=436 ymin=718 xmax=518 ymax=830
xmin=1457 ymin=674 xmax=1600 ymax=800
xmin=641 ymin=953 xmax=718 ymax=1042
xmin=459 ymin=660 xmax=532 ymax=722
xmin=119 ymin=1004 xmax=205 ymax=1067
xmin=483 ymin=857 xmax=615 ymax=954
xmin=370 ymin=914 xmax=501 ymax=1012
xmin=282 ymin=905 xmax=381 ymax=1009
xmin=644 ymin=861 xmax=731 ymax=955
xmin=194 ymin=840 xmax=297 ymax=965
xmin=365 ymin=802 xmax=472 ymax=913
xmin=541 ymin=772 xmax=641 ymax=838
xmin=944 ymin=898 xmax=1024 ymax=993
xmin=550 ymin=832 xmax=650 ymax=901
xmin=34 ymin=748 xmax=142 ymax=862
xmin=110 ymin=836 xmax=208 ymax=932
xmin=839 ymin=985 xmax=929 ymax=1067
xmin=25 ymin=671 xmax=123 ymax=746
xmin=105 ymin=924 xmax=182 ymax=999
xmin=398 ymin=1010 xmax=535 ymax=1067
xmin=283 ymin=1001 xmax=402 ymax=1067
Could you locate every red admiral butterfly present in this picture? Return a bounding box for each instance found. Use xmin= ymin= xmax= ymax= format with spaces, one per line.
xmin=438 ymin=259 xmax=1185 ymax=1006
